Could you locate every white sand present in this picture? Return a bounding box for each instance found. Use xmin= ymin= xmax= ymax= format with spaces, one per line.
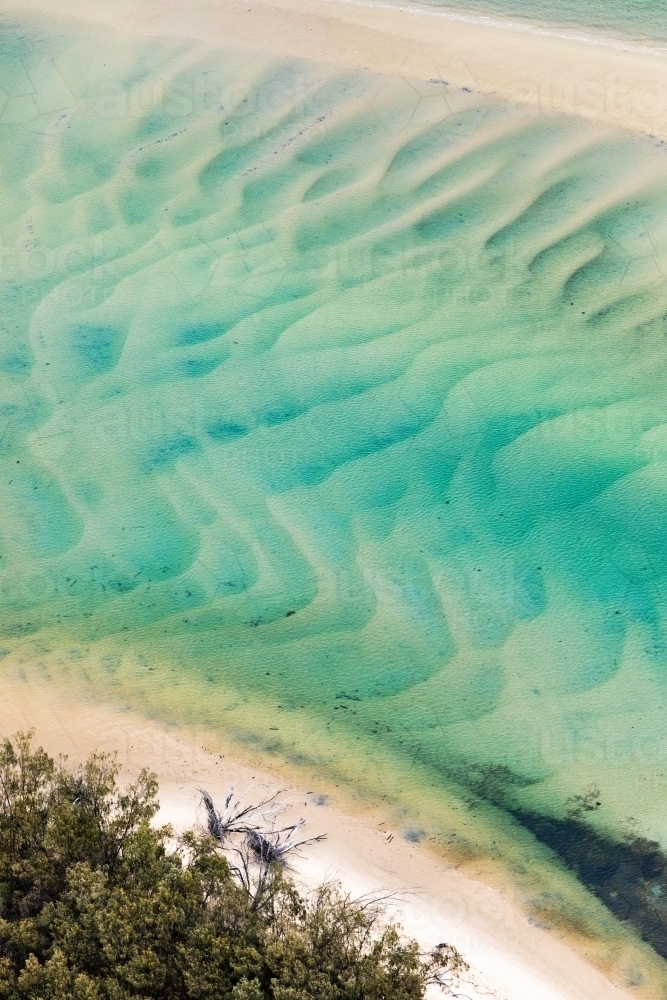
xmin=5 ymin=0 xmax=667 ymax=137
xmin=0 ymin=676 xmax=639 ymax=1000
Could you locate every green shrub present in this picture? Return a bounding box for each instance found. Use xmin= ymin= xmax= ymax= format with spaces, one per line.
xmin=0 ymin=733 xmax=463 ymax=999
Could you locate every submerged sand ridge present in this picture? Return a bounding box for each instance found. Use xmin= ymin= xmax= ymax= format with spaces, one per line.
xmin=2 ymin=6 xmax=667 ymax=993
xmin=1 ymin=16 xmax=667 ymax=842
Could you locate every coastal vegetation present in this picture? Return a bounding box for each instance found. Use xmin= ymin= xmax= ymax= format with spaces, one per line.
xmin=0 ymin=732 xmax=463 ymax=1000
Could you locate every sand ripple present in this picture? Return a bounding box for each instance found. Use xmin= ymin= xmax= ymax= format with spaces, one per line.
xmin=3 ymin=18 xmax=667 ymax=868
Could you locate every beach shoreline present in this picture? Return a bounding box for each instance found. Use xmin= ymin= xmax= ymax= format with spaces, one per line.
xmin=319 ymin=0 xmax=667 ymax=57
xmin=5 ymin=0 xmax=667 ymax=138
xmin=0 ymin=669 xmax=654 ymax=1000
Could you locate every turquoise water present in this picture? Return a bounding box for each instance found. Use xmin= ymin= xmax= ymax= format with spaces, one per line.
xmin=5 ymin=14 xmax=667 ymax=967
xmin=410 ymin=0 xmax=667 ymax=45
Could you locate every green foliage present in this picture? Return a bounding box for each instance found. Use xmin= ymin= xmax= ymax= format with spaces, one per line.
xmin=0 ymin=733 xmax=462 ymax=1000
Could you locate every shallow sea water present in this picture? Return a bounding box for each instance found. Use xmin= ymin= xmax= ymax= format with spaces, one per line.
xmin=4 ymin=14 xmax=667 ymax=967
xmin=410 ymin=0 xmax=667 ymax=45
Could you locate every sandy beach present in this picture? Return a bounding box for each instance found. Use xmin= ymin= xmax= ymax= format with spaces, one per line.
xmin=0 ymin=671 xmax=649 ymax=1000
xmin=5 ymin=0 xmax=667 ymax=137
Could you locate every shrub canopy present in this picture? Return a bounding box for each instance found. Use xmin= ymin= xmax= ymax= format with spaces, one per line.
xmin=0 ymin=733 xmax=460 ymax=1000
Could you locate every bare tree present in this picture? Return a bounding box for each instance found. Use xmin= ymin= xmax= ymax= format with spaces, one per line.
xmin=245 ymin=818 xmax=326 ymax=864
xmin=424 ymin=943 xmax=472 ymax=998
xmin=200 ymin=786 xmax=282 ymax=841
xmin=199 ymin=786 xmax=325 ymax=909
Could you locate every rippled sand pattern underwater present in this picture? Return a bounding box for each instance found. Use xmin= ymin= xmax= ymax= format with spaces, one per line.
xmin=4 ymin=18 xmax=667 ymax=891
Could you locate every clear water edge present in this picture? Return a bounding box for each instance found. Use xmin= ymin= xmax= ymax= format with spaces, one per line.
xmin=394 ymin=0 xmax=667 ymax=46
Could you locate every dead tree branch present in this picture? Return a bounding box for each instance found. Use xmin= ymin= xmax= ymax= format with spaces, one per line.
xmin=199 ymin=786 xmax=326 ymax=908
